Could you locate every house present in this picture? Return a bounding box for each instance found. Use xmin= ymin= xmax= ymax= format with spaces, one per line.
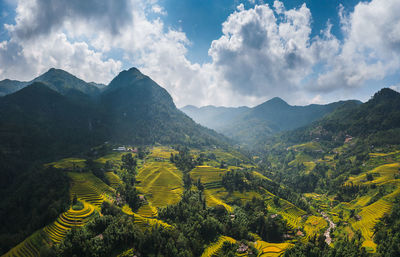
xmin=113 ymin=146 xmax=127 ymax=151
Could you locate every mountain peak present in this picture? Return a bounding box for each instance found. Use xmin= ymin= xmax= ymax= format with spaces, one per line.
xmin=256 ymin=97 xmax=289 ymax=110
xmin=372 ymin=87 xmax=400 ymax=101
xmin=107 ymin=67 xmax=148 ymax=90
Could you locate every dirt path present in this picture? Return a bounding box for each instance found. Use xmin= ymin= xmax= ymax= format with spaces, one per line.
xmin=320 ymin=211 xmax=336 ymax=245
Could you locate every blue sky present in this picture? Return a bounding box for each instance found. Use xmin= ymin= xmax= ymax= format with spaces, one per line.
xmin=161 ymin=0 xmax=362 ymax=63
xmin=0 ymin=0 xmax=399 ymax=107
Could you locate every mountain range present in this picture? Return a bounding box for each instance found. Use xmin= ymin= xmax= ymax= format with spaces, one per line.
xmin=0 ymin=68 xmax=228 ymax=175
xmin=182 ymin=97 xmax=361 ymax=145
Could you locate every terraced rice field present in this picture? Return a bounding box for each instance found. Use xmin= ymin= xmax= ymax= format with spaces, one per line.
xmin=136 ymin=162 xmax=183 ymax=208
xmin=304 ymin=216 xmax=327 ymax=239
xmin=203 ymin=189 xmax=233 ymax=212
xmin=267 ymin=199 xmax=306 ymax=229
xmin=369 ymin=150 xmax=400 ymax=157
xmin=253 ymin=241 xmax=293 ymax=257
xmin=346 ymin=163 xmax=400 ymax=185
xmin=46 ymin=158 xmax=86 ymax=170
xmin=200 ymin=236 xmax=237 ymax=257
xmin=288 ymin=152 xmax=313 ymax=167
xmin=105 ymin=172 xmax=123 ymax=188
xmin=351 ymin=199 xmax=392 ymax=252
xmin=43 ymin=202 xmax=95 ymax=243
xmin=190 ymin=166 xmax=226 ymax=188
xmin=148 ymin=146 xmax=178 ymax=159
xmin=95 ymin=152 xmax=126 ymax=166
xmin=121 ymin=205 xmax=172 ymax=230
xmin=68 ymin=172 xmax=115 ymax=207
xmin=137 ymin=203 xmax=158 ymax=217
xmin=2 ymin=230 xmax=45 ymax=257
xmin=304 ymin=161 xmax=316 ymax=173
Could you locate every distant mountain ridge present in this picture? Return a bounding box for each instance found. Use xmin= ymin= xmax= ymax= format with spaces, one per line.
xmin=280 ymin=87 xmax=400 ymax=146
xmin=182 ymin=97 xmax=361 ymax=145
xmin=0 ymin=68 xmax=102 ymax=97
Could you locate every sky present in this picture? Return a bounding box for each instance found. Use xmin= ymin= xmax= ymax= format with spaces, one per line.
xmin=0 ymin=0 xmax=400 ymax=107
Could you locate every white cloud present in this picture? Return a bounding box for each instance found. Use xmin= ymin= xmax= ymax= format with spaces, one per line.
xmin=312 ymin=0 xmax=400 ymax=92
xmin=390 ymin=84 xmax=400 ymax=92
xmin=1 ymin=0 xmax=400 ymax=108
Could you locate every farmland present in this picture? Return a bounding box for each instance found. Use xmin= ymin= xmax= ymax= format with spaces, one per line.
xmin=136 ymin=161 xmax=184 ymax=208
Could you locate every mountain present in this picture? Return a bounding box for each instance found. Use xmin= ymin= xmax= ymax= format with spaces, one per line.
xmin=0 ymin=68 xmax=101 ymax=97
xmin=0 ymin=67 xmax=228 ymax=168
xmin=181 ymin=105 xmax=250 ymax=131
xmin=282 ymin=88 xmax=400 ymax=146
xmin=101 ymin=67 xmax=228 ymax=146
xmin=0 ymin=79 xmax=29 ymax=97
xmin=182 ymin=97 xmax=361 ymax=145
xmin=0 ymin=82 xmax=106 ymax=168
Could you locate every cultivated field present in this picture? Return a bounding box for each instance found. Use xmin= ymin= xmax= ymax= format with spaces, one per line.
xmin=136 ymin=162 xmax=183 ymax=208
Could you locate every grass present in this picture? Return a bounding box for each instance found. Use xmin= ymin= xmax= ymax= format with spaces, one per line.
xmin=136 ymin=162 xmax=183 ymax=208
xmin=2 ymin=230 xmax=45 ymax=257
xmin=200 ymin=235 xmax=237 ymax=257
xmin=43 ymin=202 xmax=95 ymax=244
xmin=253 ymin=241 xmax=293 ymax=257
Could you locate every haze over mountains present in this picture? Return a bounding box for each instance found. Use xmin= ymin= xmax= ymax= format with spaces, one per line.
xmin=182 ymin=97 xmax=361 ymax=145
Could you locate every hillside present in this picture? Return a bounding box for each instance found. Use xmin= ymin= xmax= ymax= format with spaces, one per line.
xmin=182 ymin=97 xmax=360 ymax=146
xmin=281 ymin=88 xmax=400 ymax=146
xmin=260 ymin=88 xmax=400 ymax=254
xmin=100 ymin=67 xmax=229 ymax=146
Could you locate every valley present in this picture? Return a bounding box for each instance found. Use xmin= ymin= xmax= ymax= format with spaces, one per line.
xmin=0 ymin=68 xmax=399 ymax=257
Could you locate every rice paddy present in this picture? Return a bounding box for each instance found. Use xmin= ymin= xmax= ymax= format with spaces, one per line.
xmin=253 ymin=241 xmax=293 ymax=257
xmin=303 ymin=216 xmax=327 ymax=239
xmin=190 ymin=165 xmax=226 ymax=189
xmin=46 ymin=158 xmax=86 ymax=170
xmin=267 ymin=199 xmax=307 ymax=229
xmin=136 ymin=162 xmax=184 ymax=208
xmin=121 ymin=204 xmax=172 ymax=230
xmin=200 ymin=235 xmax=237 ymax=257
xmin=351 ymin=199 xmax=392 ymax=252
xmin=43 ymin=202 xmax=96 ymax=243
xmin=68 ymin=172 xmax=115 ymax=208
xmin=346 ymin=163 xmax=400 ymax=186
xmin=137 ymin=202 xmax=158 ymax=217
xmin=2 ymin=230 xmax=45 ymax=257
xmin=105 ymin=171 xmax=123 ymax=188
xmin=148 ymin=146 xmax=178 ymax=160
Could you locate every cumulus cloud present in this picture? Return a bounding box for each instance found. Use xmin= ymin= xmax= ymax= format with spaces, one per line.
xmin=208 ymin=2 xmax=329 ymax=101
xmin=313 ymin=0 xmax=400 ymax=92
xmin=7 ymin=0 xmax=133 ymax=40
xmin=1 ymin=0 xmax=400 ymax=107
